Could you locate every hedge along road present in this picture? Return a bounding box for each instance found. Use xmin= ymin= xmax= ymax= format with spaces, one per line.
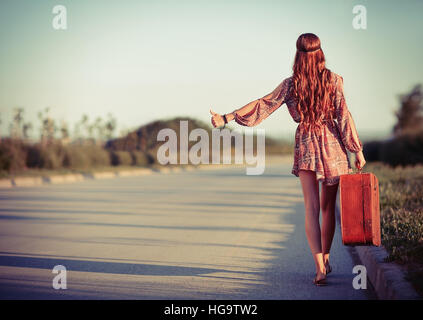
xmin=0 ymin=162 xmax=375 ymax=299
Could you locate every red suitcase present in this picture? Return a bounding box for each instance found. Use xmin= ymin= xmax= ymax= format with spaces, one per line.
xmin=339 ymin=172 xmax=381 ymax=246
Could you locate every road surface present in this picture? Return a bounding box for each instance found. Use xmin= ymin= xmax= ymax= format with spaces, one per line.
xmin=0 ymin=162 xmax=375 ymax=299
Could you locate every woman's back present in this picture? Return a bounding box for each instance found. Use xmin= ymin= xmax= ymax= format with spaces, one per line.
xmin=230 ymin=70 xmax=363 ymax=186
xmin=284 ymin=71 xmax=342 ymax=125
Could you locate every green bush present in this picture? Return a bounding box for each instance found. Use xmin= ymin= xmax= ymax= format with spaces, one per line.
xmin=62 ymin=145 xmax=112 ymax=168
xmin=363 ymin=140 xmax=384 ymax=162
xmin=83 ymin=146 xmax=111 ymax=167
xmin=130 ymin=150 xmax=153 ymax=166
xmin=0 ymin=138 xmax=27 ymax=172
xmin=110 ymin=150 xmax=132 ymax=166
xmin=63 ymin=145 xmax=91 ymax=169
xmin=26 ymin=142 xmax=65 ymax=170
xmin=379 ymin=131 xmax=423 ymax=167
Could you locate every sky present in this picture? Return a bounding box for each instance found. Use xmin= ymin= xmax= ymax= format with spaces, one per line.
xmin=0 ymin=0 xmax=422 ymax=141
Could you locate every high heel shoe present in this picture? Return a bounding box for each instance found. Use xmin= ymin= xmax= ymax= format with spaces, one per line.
xmin=313 ymin=272 xmax=327 ymax=286
xmin=325 ymin=263 xmax=332 ymax=275
xmin=313 ymin=275 xmax=327 ymax=286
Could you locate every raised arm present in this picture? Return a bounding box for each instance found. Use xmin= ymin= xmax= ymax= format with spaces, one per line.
xmin=211 ymin=77 xmax=291 ymax=128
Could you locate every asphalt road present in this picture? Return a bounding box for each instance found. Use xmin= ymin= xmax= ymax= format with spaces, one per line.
xmin=0 ymin=162 xmax=375 ymax=299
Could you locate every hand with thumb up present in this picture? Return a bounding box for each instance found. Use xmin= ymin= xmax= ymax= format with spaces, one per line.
xmin=210 ymin=109 xmax=225 ymax=128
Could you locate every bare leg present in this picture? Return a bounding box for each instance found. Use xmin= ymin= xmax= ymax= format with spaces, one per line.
xmin=298 ymin=169 xmax=326 ymax=280
xmin=320 ymin=181 xmax=339 ymax=270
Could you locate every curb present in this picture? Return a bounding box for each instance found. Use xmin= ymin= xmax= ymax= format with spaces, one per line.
xmin=13 ymin=176 xmax=44 ymax=187
xmin=0 ymin=168 xmax=159 ymax=189
xmin=0 ymin=179 xmax=13 ymax=188
xmin=335 ymin=196 xmax=420 ymax=300
xmin=45 ymin=174 xmax=85 ymax=184
xmin=0 ymin=163 xmax=239 ymax=189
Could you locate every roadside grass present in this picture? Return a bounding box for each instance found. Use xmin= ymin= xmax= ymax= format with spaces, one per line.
xmin=364 ymin=162 xmax=423 ymax=296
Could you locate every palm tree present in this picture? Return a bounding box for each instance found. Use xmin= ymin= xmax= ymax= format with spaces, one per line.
xmin=105 ymin=113 xmax=117 ymax=141
xmin=10 ymin=107 xmax=24 ymax=139
xmin=94 ymin=116 xmax=105 ymax=146
xmin=59 ymin=120 xmax=70 ymax=145
xmin=22 ymin=122 xmax=33 ymax=142
xmin=38 ymin=107 xmax=57 ymax=147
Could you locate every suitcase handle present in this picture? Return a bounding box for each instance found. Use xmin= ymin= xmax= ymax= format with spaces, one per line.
xmin=351 ymin=167 xmax=363 ymax=174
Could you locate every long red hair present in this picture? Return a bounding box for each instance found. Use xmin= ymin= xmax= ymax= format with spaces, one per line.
xmin=292 ymin=33 xmax=336 ymax=132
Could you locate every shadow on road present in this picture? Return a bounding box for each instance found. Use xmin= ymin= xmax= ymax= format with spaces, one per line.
xmin=0 ymin=254 xmax=249 ymax=277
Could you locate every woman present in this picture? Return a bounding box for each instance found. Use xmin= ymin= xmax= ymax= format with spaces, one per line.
xmin=210 ymin=33 xmax=366 ymax=286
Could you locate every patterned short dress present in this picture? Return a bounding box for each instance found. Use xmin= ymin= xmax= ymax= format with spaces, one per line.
xmin=232 ymin=72 xmax=363 ymax=186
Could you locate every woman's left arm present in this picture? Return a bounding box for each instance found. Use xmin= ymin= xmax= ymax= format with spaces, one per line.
xmin=334 ymin=76 xmax=364 ymax=153
xmin=211 ymin=78 xmax=290 ymax=128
